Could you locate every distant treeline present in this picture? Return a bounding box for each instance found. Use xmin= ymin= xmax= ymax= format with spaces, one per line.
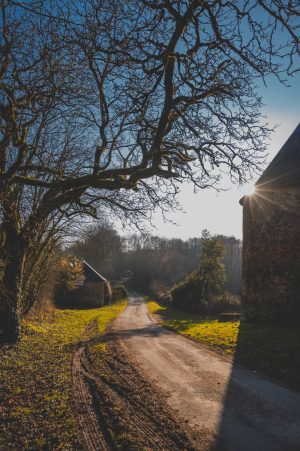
xmin=69 ymin=224 xmax=242 ymax=297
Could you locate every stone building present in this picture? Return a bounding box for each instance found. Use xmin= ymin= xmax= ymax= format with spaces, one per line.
xmin=54 ymin=257 xmax=112 ymax=308
xmin=240 ymin=123 xmax=300 ymax=322
xmin=77 ymin=260 xmax=112 ymax=307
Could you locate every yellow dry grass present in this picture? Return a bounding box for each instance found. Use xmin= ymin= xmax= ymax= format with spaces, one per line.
xmin=0 ymin=300 xmax=127 ymax=450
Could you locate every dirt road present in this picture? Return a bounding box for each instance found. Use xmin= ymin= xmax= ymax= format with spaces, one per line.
xmin=72 ymin=324 xmax=196 ymax=450
xmin=114 ymin=295 xmax=300 ymax=451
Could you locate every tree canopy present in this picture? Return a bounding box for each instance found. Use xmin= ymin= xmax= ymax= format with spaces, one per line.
xmin=0 ymin=0 xmax=299 ymax=340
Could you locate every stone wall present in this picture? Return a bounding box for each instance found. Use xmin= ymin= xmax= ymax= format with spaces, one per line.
xmin=241 ymin=188 xmax=300 ymax=322
xmin=75 ymin=282 xmax=105 ymax=308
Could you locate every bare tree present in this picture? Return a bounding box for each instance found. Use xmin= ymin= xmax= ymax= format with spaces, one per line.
xmin=69 ymin=222 xmax=123 ymax=279
xmin=0 ymin=0 xmax=299 ymax=340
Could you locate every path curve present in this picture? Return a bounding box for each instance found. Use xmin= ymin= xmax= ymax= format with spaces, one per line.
xmin=114 ymin=295 xmax=300 ymax=451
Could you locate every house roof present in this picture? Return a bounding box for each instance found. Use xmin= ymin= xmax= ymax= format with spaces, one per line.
xmin=83 ymin=260 xmax=107 ymax=283
xmin=255 ymin=122 xmax=300 ymax=189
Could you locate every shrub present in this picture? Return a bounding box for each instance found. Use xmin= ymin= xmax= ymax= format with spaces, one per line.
xmin=171 ymin=279 xmax=240 ymax=315
xmin=169 ymin=231 xmax=240 ymax=315
xmin=196 ymin=231 xmax=226 ymax=300
xmin=111 ymin=283 xmax=127 ymax=302
xmin=53 ymin=256 xmax=84 ymax=308
xmin=171 ymin=272 xmax=202 ymax=312
xmin=158 ymin=291 xmax=173 ymax=305
xmin=209 ymin=293 xmax=241 ymax=315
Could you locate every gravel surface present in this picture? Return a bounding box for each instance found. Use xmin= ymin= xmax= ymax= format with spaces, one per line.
xmin=114 ymin=295 xmax=300 ymax=451
xmin=73 ymin=323 xmax=198 ymax=450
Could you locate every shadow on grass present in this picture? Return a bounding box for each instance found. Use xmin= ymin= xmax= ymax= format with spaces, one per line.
xmin=235 ymin=322 xmax=300 ymax=391
xmin=156 ymin=306 xmax=219 ymax=328
xmin=212 ymin=319 xmax=300 ymax=451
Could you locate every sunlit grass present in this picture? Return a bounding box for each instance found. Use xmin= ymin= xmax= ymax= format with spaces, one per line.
xmin=0 ymin=299 xmax=127 ymax=450
xmin=148 ymin=300 xmax=239 ymax=352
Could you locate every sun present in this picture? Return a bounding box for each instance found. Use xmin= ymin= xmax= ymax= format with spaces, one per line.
xmin=247 ymin=185 xmax=256 ymax=196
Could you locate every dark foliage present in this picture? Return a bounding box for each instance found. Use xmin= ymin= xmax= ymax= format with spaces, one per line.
xmin=119 ymin=233 xmax=242 ymax=296
xmin=69 ymin=223 xmax=242 ymax=298
xmin=170 ymin=232 xmax=240 ymax=314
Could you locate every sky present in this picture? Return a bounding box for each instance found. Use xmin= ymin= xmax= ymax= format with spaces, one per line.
xmin=150 ymin=74 xmax=300 ymax=240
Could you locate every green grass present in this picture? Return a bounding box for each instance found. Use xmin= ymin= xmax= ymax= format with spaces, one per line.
xmin=148 ymin=301 xmax=239 ymax=352
xmin=0 ymin=300 xmax=127 ymax=450
xmin=148 ymin=300 xmax=300 ymax=392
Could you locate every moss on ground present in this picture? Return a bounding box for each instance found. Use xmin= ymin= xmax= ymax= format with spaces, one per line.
xmin=0 ymin=300 xmax=127 ymax=450
xmin=147 ymin=300 xmax=300 ymax=392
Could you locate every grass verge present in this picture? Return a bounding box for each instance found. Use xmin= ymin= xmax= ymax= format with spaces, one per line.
xmin=0 ymin=300 xmax=127 ymax=450
xmin=147 ymin=300 xmax=300 ymax=392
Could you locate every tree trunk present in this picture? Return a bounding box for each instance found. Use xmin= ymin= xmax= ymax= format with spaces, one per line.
xmin=0 ymin=304 xmax=20 ymax=343
xmin=0 ymin=201 xmax=27 ymax=342
xmin=0 ymin=250 xmax=26 ymax=343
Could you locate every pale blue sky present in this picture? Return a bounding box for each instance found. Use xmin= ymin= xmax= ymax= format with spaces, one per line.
xmin=151 ymin=74 xmax=300 ymax=240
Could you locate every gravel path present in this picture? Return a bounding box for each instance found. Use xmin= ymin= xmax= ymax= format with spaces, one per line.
xmin=114 ymin=295 xmax=300 ymax=451
xmin=72 ymin=323 xmax=196 ymax=450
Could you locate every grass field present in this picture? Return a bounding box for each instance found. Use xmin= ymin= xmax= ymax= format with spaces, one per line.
xmin=0 ymin=300 xmax=127 ymax=450
xmin=147 ymin=300 xmax=300 ymax=392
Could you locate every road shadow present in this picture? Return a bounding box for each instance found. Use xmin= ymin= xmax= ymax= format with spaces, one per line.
xmin=212 ymin=320 xmax=300 ymax=451
xmin=62 ymin=324 xmax=172 ymax=354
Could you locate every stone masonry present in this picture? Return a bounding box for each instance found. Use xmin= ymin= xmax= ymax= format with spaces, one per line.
xmin=240 ymin=123 xmax=300 ymax=322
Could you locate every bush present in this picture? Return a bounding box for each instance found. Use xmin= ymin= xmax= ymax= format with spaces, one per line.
xmin=168 ymin=232 xmax=241 ymax=316
xmin=158 ymin=291 xmax=173 ymax=305
xmin=171 ymin=272 xmax=202 ymax=312
xmin=170 ymin=278 xmax=240 ymax=315
xmin=53 ymin=256 xmax=84 ymax=308
xmin=111 ymin=283 xmax=127 ymax=302
xmin=209 ymin=293 xmax=241 ymax=315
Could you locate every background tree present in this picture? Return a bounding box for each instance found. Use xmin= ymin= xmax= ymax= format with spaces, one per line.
xmin=70 ymin=225 xmax=241 ymax=296
xmin=69 ymin=223 xmax=123 ymax=280
xmin=220 ymin=236 xmax=242 ymax=295
xmin=0 ymin=0 xmax=299 ymax=340
xmin=118 ymin=234 xmax=199 ymax=292
xmin=117 ymin=233 xmax=241 ymax=295
xmin=197 ymin=230 xmax=226 ymax=306
xmin=170 ymin=231 xmax=237 ymax=314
